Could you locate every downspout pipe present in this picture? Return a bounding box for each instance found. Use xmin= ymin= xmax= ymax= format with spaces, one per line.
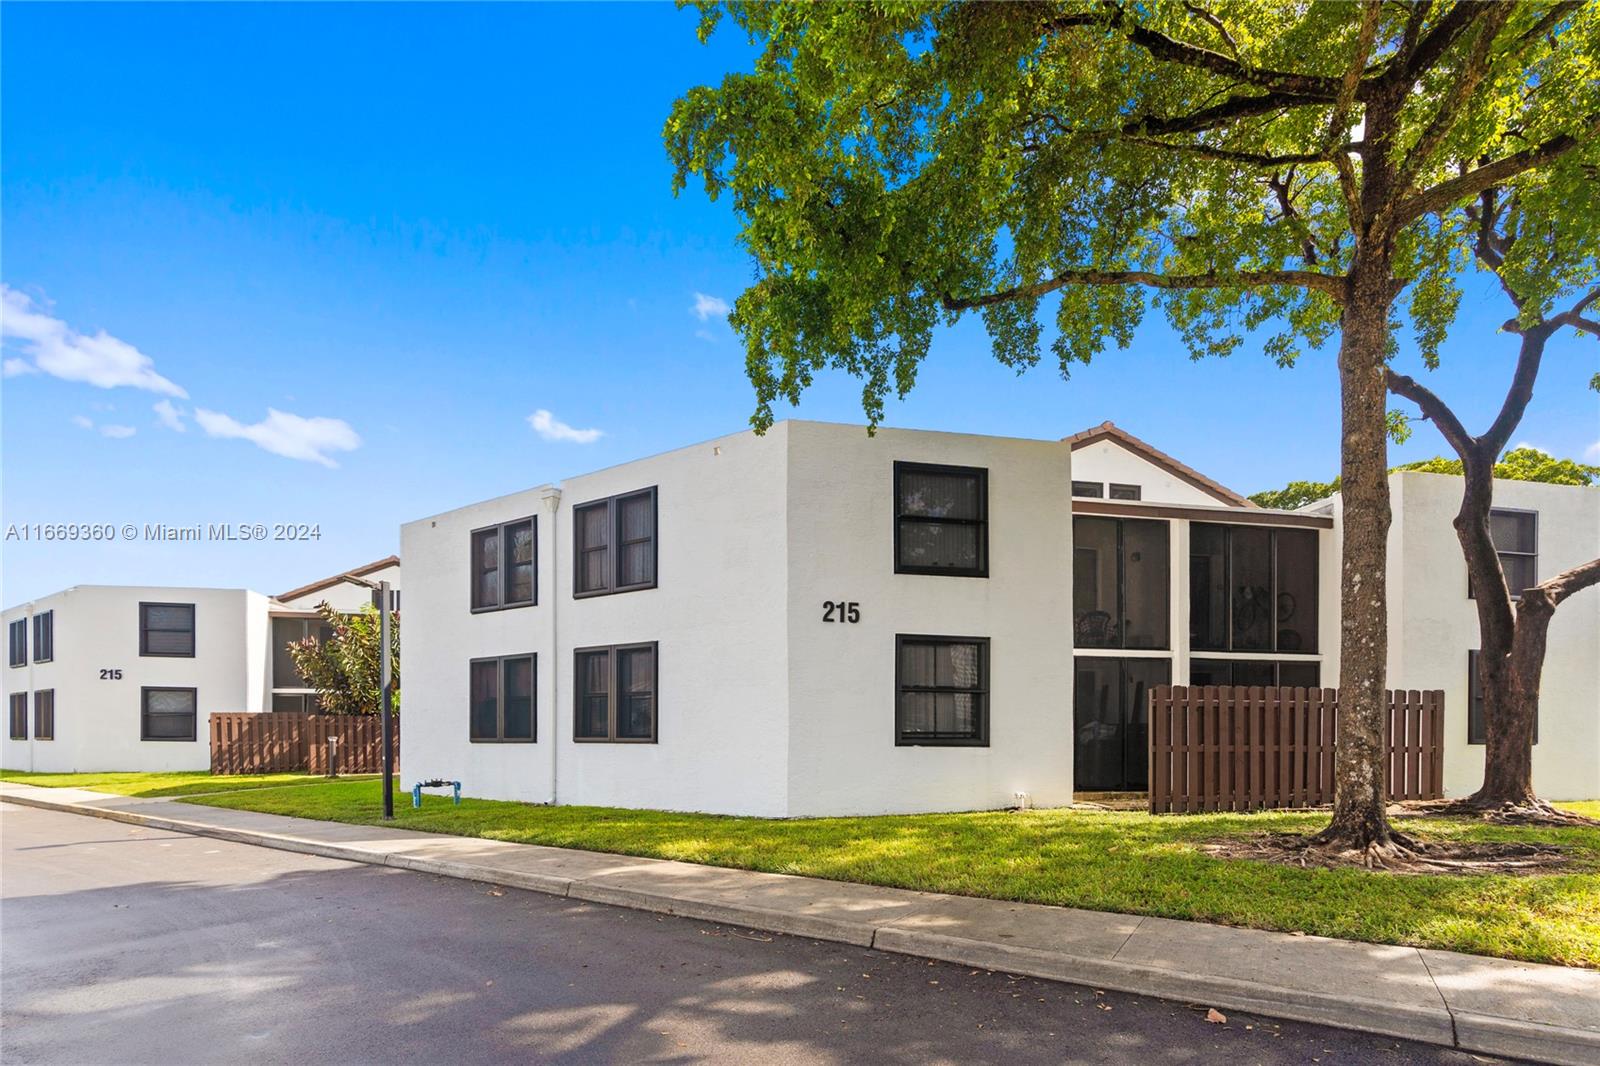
xmin=540 ymin=487 xmax=563 ymax=806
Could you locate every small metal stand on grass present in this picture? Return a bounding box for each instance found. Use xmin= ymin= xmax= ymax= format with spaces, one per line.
xmin=412 ymin=779 xmax=462 ymax=808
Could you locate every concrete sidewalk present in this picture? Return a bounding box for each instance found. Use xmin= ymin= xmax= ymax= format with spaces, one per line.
xmin=3 ymin=781 xmax=1595 ymax=1065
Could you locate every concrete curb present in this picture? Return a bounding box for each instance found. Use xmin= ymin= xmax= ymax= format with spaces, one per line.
xmin=5 ymin=788 xmax=1595 ymax=1066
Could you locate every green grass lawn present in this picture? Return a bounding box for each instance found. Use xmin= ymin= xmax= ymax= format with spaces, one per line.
xmin=185 ymin=778 xmax=1600 ymax=968
xmin=0 ymin=769 xmax=373 ymax=798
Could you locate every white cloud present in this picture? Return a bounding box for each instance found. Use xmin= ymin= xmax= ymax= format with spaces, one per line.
xmin=1512 ymin=440 xmax=1550 ymax=454
xmin=194 ymin=407 xmax=361 ymax=468
xmin=153 ymin=399 xmax=186 ymax=432
xmin=527 ymin=409 xmax=602 ymax=444
xmin=691 ymin=292 xmax=730 ymax=322
xmin=3 ymin=357 xmax=38 ymax=377
xmin=0 ymin=285 xmax=187 ymax=397
xmin=71 ymin=414 xmax=94 ymax=430
xmin=99 ymin=424 xmax=136 ymax=439
xmin=1586 ymin=440 xmax=1600 ymax=462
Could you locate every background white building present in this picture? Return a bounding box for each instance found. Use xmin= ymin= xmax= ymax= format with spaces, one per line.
xmin=2 ymin=556 xmax=400 ymax=773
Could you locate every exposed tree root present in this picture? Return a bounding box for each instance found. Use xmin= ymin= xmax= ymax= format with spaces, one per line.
xmin=1397 ymin=796 xmax=1599 ymax=827
xmin=1203 ymin=832 xmax=1572 ymax=876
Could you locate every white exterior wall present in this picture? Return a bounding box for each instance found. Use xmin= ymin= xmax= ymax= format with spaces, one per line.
xmin=784 ymin=423 xmax=1075 ymax=815
xmin=2 ymin=586 xmax=267 ymax=773
xmin=1069 ymin=439 xmax=1225 ymax=506
xmin=1384 ymin=472 xmax=1599 ymax=800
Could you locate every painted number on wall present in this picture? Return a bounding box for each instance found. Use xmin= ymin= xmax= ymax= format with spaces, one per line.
xmin=99 ymin=669 xmax=123 ymax=680
xmin=822 ymin=601 xmax=861 ymax=624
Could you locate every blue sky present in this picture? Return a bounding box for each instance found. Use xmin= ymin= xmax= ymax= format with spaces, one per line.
xmin=3 ymin=3 xmax=1596 ymax=606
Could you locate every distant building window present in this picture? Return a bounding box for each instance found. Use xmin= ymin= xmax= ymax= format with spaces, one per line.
xmin=371 ymin=588 xmax=401 ymax=612
xmin=1466 ymin=650 xmax=1536 ymax=745
xmin=7 ymin=619 xmax=24 ymax=668
xmin=896 ymin=635 xmax=989 ymax=746
xmin=469 ymin=655 xmax=535 ymax=742
xmin=894 ymin=463 xmax=988 ymax=577
xmin=1189 ymin=659 xmax=1321 ymax=688
xmin=574 ymin=489 xmax=658 ymax=597
xmin=272 ymin=615 xmax=334 ymax=691
xmin=271 ymin=693 xmax=323 ymax=714
xmin=140 ymin=603 xmax=195 ymax=657
xmin=8 ymin=693 xmax=26 ymax=739
xmin=141 ymin=687 xmax=197 ymax=741
xmin=1071 ymin=480 xmax=1105 ymax=498
xmin=1109 ymin=483 xmax=1141 ymax=501
xmin=1470 ymin=509 xmax=1538 ymax=600
xmin=574 ymin=643 xmax=657 ymax=742
xmin=32 ymin=611 xmax=53 ymax=663
xmin=1073 ymin=517 xmax=1169 ymax=650
xmin=33 ymin=689 xmax=54 ymax=741
xmin=472 ymin=517 xmax=536 ymax=611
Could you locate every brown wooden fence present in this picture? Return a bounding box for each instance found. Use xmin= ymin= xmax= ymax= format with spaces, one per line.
xmin=209 ymin=712 xmax=397 ymax=775
xmin=1148 ymin=686 xmax=1443 ymax=814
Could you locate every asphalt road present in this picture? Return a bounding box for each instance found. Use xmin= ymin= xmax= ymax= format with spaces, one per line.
xmin=1 ymin=802 xmax=1517 ymax=1065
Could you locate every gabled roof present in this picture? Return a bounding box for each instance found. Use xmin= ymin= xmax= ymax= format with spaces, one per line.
xmin=1063 ymin=421 xmax=1256 ymax=508
xmin=276 ymin=555 xmax=399 ymax=604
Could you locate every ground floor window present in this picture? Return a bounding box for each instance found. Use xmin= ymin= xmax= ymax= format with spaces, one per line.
xmin=1467 ymin=650 xmax=1536 ymax=745
xmin=574 ymin=643 xmax=657 ymax=742
xmin=1189 ymin=659 xmax=1321 ymax=688
xmin=8 ymin=693 xmax=25 ymax=739
xmin=896 ymin=635 xmax=989 ymax=746
xmin=1073 ymin=656 xmax=1169 ymax=791
xmin=470 ymin=655 xmax=536 ymax=742
xmin=33 ymin=689 xmax=54 ymax=740
xmin=141 ymin=687 xmax=197 ymax=741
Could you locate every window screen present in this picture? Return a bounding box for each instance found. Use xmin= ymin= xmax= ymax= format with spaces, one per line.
xmin=896 ymin=635 xmax=989 ymax=745
xmin=142 ymin=687 xmax=197 ymax=741
xmin=140 ymin=603 xmax=195 ymax=657
xmin=895 ymin=463 xmax=988 ymax=577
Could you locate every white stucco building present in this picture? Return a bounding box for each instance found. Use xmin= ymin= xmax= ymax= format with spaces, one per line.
xmin=2 ymin=557 xmax=400 ymax=773
xmin=401 ymin=418 xmax=1597 ymax=815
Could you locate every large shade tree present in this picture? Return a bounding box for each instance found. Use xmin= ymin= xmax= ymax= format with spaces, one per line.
xmin=667 ymin=1 xmax=1599 ymax=858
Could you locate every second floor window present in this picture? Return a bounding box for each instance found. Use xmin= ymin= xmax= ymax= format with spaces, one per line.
xmin=140 ymin=603 xmax=195 ymax=657
xmin=32 ymin=611 xmax=52 ymax=663
xmin=1190 ymin=524 xmax=1319 ymax=654
xmin=574 ymin=488 xmax=657 ymax=597
xmin=472 ymin=517 xmax=537 ymax=610
xmin=7 ymin=619 xmax=24 ymax=668
xmin=1073 ymin=516 xmax=1169 ymax=650
xmin=894 ymin=462 xmax=988 ymax=577
xmin=1471 ymin=509 xmax=1537 ymax=600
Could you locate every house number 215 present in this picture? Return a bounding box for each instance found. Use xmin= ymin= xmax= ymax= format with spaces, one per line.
xmin=822 ymin=601 xmax=860 ymax=623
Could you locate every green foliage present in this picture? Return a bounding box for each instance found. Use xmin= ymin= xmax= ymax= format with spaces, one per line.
xmin=1248 ymin=447 xmax=1600 ymax=507
xmin=665 ymin=2 xmax=1600 ymax=428
xmin=286 ymin=603 xmax=400 ymax=716
xmin=190 ymin=778 xmax=1600 ymax=967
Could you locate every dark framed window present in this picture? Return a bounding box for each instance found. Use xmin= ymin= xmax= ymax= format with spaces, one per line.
xmin=273 ymin=615 xmax=334 ymax=690
xmin=272 ymin=692 xmax=323 ymax=714
xmin=139 ymin=602 xmax=195 ymax=657
xmin=1073 ymin=517 xmax=1169 ymax=650
xmin=8 ymin=693 xmax=26 ymax=739
xmin=469 ymin=655 xmax=536 ymax=742
xmin=1109 ymin=483 xmax=1142 ymax=501
xmin=472 ymin=517 xmax=536 ymax=611
xmin=370 ymin=588 xmax=402 ymax=611
xmin=1074 ymin=656 xmax=1169 ymax=790
xmin=574 ymin=489 xmax=658 ymax=597
xmin=1466 ymin=650 xmax=1536 ymax=745
xmin=141 ymin=687 xmax=197 ymax=741
xmin=574 ymin=642 xmax=657 ymax=742
xmin=1071 ymin=480 xmax=1104 ymax=498
xmin=896 ymin=635 xmax=989 ymax=746
xmin=894 ymin=462 xmax=988 ymax=577
xmin=32 ymin=611 xmax=53 ymax=663
xmin=8 ymin=619 xmax=25 ymax=668
xmin=1469 ymin=509 xmax=1538 ymax=600
xmin=1190 ymin=524 xmax=1318 ymax=654
xmin=33 ymin=689 xmax=54 ymax=741
xmin=1189 ymin=659 xmax=1321 ymax=688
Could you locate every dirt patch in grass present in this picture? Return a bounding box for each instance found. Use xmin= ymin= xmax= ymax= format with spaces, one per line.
xmin=1202 ymin=832 xmax=1575 ymax=876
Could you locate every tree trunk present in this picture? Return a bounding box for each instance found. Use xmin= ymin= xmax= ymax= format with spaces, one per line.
xmin=1315 ymin=256 xmax=1410 ymax=855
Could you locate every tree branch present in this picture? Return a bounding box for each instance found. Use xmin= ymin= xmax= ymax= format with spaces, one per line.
xmin=1398 ymin=117 xmax=1600 ymax=223
xmin=1525 ymin=556 xmax=1600 ymax=615
xmin=1480 ymin=326 xmax=1550 ymax=453
xmin=942 ymin=267 xmax=1345 ymax=311
xmin=1384 ymin=367 xmax=1477 ymax=457
xmin=1121 ymin=90 xmax=1308 ymax=137
xmin=1123 ymin=136 xmax=1339 ymax=167
xmin=1327 ymin=3 xmax=1381 ymax=224
xmin=1387 ymin=0 xmax=1492 ymax=89
xmin=1394 ymin=4 xmax=1515 ymax=191
xmin=1183 ymin=2 xmax=1240 ymax=57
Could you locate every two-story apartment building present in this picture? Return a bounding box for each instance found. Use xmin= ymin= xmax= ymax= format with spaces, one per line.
xmin=2 ymin=556 xmax=400 ymax=773
xmin=403 ymin=418 xmax=1597 ymax=815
